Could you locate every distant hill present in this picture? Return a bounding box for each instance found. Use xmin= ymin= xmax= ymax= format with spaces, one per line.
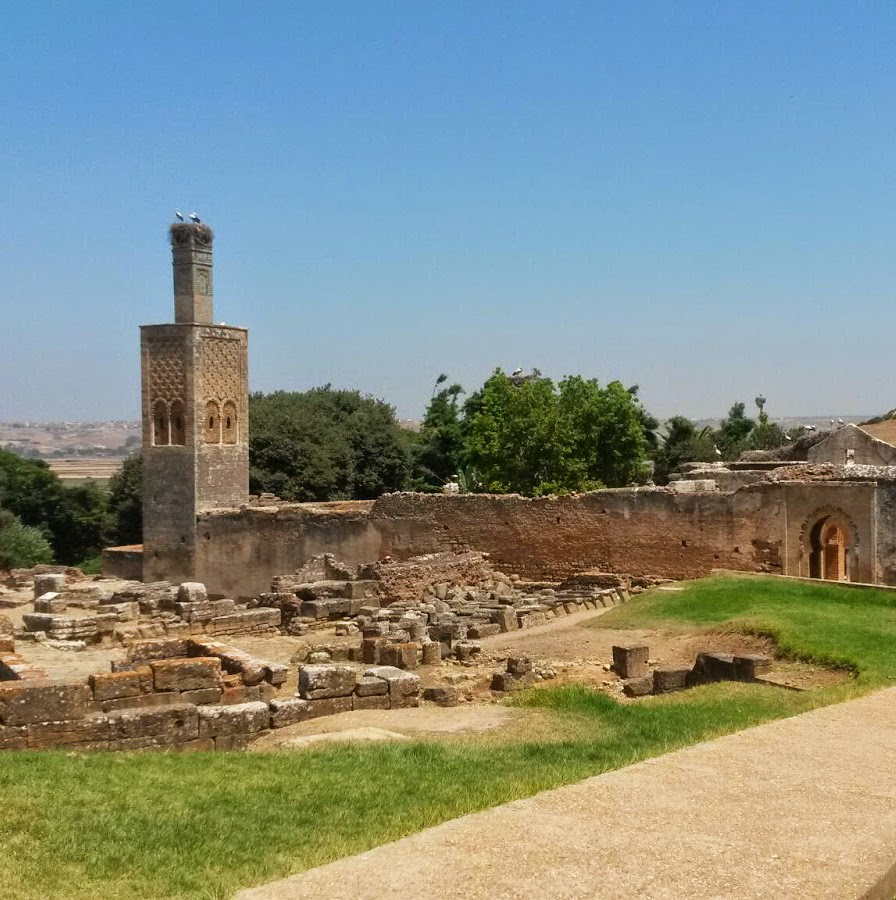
xmin=0 ymin=421 xmax=139 ymax=459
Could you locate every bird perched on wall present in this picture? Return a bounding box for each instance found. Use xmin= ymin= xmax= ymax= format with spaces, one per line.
xmin=189 ymin=212 xmax=201 ymax=224
xmin=830 ymin=418 xmax=835 ymax=428
xmin=838 ymin=418 xmax=844 ymax=426
xmin=174 ymin=210 xmax=184 ymax=222
xmin=714 ymin=444 xmax=722 ymax=457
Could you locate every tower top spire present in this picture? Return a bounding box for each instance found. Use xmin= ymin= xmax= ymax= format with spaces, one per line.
xmin=169 ymin=221 xmax=214 ymax=324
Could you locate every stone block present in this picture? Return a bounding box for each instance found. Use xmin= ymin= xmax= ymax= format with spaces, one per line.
xmin=507 ymin=656 xmax=533 ymax=676
xmin=653 ymin=667 xmax=690 ymax=694
xmin=198 ymin=701 xmax=269 ymax=738
xmin=612 ymin=645 xmax=650 ymax=680
xmin=360 ymin=638 xmax=383 ymax=664
xmin=363 ymin=665 xmax=420 ymax=699
xmin=622 ymin=676 xmax=653 ymax=698
xmin=390 ymin=693 xmax=419 ymax=709
xmin=26 ymin=715 xmax=111 ymax=749
xmin=693 ymin=652 xmax=737 ymax=683
xmin=220 ymin=686 xmax=249 ymax=705
xmin=127 ymin=638 xmax=190 ymax=664
xmin=181 ymin=688 xmax=224 ymax=705
xmin=468 ymin=623 xmax=500 ymax=639
xmin=0 ymin=681 xmax=90 ymax=726
xmin=34 ymin=593 xmax=67 ymax=614
xmin=423 ymin=685 xmax=459 ymax=706
xmin=298 ymin=664 xmax=357 ymax=700
xmin=33 ymin=574 xmax=66 ymax=599
xmin=89 ymin=670 xmax=141 ymax=702
xmin=0 ymin=724 xmax=27 ymax=749
xmin=380 ymin=642 xmax=419 ymax=670
xmin=305 ymin=696 xmax=353 ymax=719
xmin=269 ymin=697 xmax=309 ymax=728
xmin=352 ymin=694 xmax=391 ymax=711
xmin=733 ymin=654 xmax=773 ymax=682
xmin=421 ymin=641 xmax=442 ymax=666
xmin=300 ymin=600 xmax=330 ymax=620
xmin=106 ymin=703 xmax=199 ymax=743
xmin=490 ymin=671 xmax=534 ymax=692
xmin=355 ymin=675 xmax=389 ymax=697
xmin=454 ymin=641 xmax=482 ymax=661
xmin=266 ymin=663 xmax=288 ymax=687
xmin=101 ymin=692 xmax=180 ymax=713
xmin=177 ymin=582 xmax=208 ymax=604
xmin=151 ymin=657 xmax=223 ymax=693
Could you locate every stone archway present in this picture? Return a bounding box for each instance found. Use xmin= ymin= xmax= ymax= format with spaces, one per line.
xmin=800 ymin=507 xmax=858 ymax=582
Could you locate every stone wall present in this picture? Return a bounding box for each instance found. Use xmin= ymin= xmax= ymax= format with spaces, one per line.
xmin=187 ymin=484 xmax=791 ymax=597
xmin=808 ymin=425 xmax=896 ymax=467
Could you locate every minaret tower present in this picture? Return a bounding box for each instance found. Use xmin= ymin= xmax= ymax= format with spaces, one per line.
xmin=140 ymin=221 xmax=249 ymax=583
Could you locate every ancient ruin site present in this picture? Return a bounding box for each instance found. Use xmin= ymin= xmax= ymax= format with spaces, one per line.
xmin=3 ymin=219 xmax=896 ymax=899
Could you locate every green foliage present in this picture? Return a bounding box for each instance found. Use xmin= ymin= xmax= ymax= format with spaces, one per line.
xmin=716 ymin=402 xmax=755 ymax=459
xmin=652 ymin=416 xmax=718 ymax=483
xmin=0 ymin=509 xmax=54 ymax=569
xmin=106 ymin=453 xmax=143 ymax=545
xmin=0 ymin=450 xmax=112 ymax=566
xmin=249 ymin=388 xmax=411 ymax=501
xmin=747 ymin=411 xmax=790 ymax=451
xmin=410 ymin=379 xmax=465 ymax=490
xmin=462 ymin=370 xmax=648 ymax=495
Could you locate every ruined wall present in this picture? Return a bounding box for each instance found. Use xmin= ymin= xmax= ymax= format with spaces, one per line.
xmin=193 ymin=502 xmax=381 ymax=598
xmin=779 ymin=480 xmax=877 ymax=583
xmin=193 ymin=486 xmax=790 ymax=597
xmin=808 ymin=425 xmax=896 ymax=467
xmin=370 ymin=487 xmax=787 ymax=582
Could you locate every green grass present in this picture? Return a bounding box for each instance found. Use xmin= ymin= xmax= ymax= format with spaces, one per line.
xmin=597 ymin=575 xmax=896 ymax=685
xmin=2 ymin=575 xmax=895 ymax=899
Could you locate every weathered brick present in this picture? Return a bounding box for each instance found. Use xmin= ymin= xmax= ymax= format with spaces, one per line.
xmin=298 ymin=664 xmax=357 ymax=700
xmin=89 ymin=671 xmax=142 ymax=702
xmin=0 ymin=681 xmax=90 ymax=726
xmin=352 ymin=694 xmax=390 ymax=711
xmin=106 ymin=703 xmax=198 ymax=743
xmin=26 ymin=715 xmax=111 ymax=748
xmin=151 ymin=657 xmax=223 ymax=692
xmin=612 ymin=645 xmax=649 ymax=679
xmin=653 ymin=667 xmax=690 ymax=694
xmin=127 ymin=638 xmax=190 ymax=664
xmin=197 ymin=701 xmax=269 ymax=738
xmin=355 ymin=675 xmax=388 ymax=697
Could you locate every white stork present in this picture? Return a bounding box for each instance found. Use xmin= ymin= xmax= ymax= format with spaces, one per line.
xmin=189 ymin=212 xmax=201 ymax=224
xmin=175 ymin=210 xmax=184 ymax=222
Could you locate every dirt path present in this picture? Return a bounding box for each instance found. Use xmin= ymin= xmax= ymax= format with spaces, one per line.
xmin=237 ymin=685 xmax=896 ymax=900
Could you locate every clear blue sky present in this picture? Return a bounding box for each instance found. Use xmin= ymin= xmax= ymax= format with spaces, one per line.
xmin=2 ymin=2 xmax=894 ymax=423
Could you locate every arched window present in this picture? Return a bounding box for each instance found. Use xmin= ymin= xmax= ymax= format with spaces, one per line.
xmin=152 ymin=399 xmax=169 ymax=446
xmin=204 ymin=400 xmax=221 ymax=444
xmin=222 ymin=400 xmax=238 ymax=444
xmin=169 ymin=399 xmax=186 ymax=445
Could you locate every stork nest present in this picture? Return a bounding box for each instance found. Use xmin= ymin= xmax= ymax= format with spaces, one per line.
xmin=169 ymin=222 xmax=214 ymax=246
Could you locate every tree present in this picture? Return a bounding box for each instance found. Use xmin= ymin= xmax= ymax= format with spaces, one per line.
xmin=717 ymin=402 xmax=755 ymax=459
xmin=107 ymin=453 xmax=143 ymax=545
xmin=0 ymin=449 xmax=111 ymax=566
xmin=249 ymin=387 xmax=411 ymax=501
xmin=463 ymin=370 xmax=649 ymax=495
xmin=747 ymin=409 xmax=790 ymax=452
xmin=652 ymin=416 xmax=718 ymax=483
xmin=410 ymin=378 xmax=465 ymax=490
xmin=0 ymin=509 xmax=54 ymax=570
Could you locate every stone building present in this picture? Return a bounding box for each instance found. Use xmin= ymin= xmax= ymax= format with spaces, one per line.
xmin=104 ymin=222 xmax=896 ymax=596
xmin=140 ymin=223 xmax=249 ymax=585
